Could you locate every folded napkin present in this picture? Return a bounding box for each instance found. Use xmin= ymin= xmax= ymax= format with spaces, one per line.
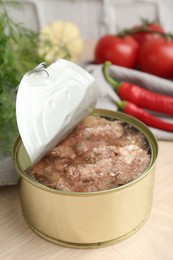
xmin=85 ymin=63 xmax=173 ymax=141
xmin=0 ymin=157 xmax=19 ymax=186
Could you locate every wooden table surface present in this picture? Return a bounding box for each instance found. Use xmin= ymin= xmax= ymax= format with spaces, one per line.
xmin=0 ymin=42 xmax=173 ymax=260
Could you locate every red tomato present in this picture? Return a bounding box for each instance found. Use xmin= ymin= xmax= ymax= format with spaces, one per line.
xmin=94 ymin=35 xmax=139 ymax=68
xmin=132 ymin=23 xmax=164 ymax=46
xmin=139 ymin=37 xmax=173 ymax=78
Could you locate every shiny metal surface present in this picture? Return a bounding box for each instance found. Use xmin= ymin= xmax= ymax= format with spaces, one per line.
xmin=13 ymin=110 xmax=158 ymax=248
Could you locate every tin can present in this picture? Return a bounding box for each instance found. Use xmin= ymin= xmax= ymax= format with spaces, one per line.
xmin=12 ymin=109 xmax=158 ymax=249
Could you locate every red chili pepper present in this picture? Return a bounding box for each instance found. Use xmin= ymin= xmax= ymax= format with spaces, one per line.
xmin=103 ymin=61 xmax=173 ymax=116
xmin=117 ymin=100 xmax=173 ymax=132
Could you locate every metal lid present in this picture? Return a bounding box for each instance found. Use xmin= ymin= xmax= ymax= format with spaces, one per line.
xmin=16 ymin=59 xmax=97 ymax=164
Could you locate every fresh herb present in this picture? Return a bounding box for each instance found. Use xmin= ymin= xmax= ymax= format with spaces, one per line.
xmin=0 ymin=0 xmax=43 ymax=157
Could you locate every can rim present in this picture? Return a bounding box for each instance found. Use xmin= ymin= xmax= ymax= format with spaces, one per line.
xmin=12 ymin=109 xmax=158 ymax=197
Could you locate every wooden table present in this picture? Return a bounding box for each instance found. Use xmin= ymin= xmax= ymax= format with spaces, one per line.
xmin=1 ymin=42 xmax=173 ymax=260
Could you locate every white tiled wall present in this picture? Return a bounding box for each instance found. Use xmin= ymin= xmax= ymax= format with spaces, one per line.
xmin=8 ymin=0 xmax=173 ymax=39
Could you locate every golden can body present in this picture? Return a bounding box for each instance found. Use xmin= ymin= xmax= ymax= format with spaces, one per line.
xmin=13 ymin=110 xmax=158 ymax=248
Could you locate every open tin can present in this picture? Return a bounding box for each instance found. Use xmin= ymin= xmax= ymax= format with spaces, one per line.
xmin=12 ymin=109 xmax=158 ymax=249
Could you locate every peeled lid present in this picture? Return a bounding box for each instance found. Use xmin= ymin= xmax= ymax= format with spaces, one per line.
xmin=16 ymin=59 xmax=97 ymax=164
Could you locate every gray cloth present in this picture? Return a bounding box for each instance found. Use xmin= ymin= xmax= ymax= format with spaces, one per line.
xmin=85 ymin=64 xmax=173 ymax=141
xmin=0 ymin=157 xmax=19 ymax=186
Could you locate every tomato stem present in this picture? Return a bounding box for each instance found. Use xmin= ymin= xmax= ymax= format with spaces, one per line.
xmin=118 ymin=27 xmax=173 ymax=40
xmin=102 ymin=61 xmax=121 ymax=91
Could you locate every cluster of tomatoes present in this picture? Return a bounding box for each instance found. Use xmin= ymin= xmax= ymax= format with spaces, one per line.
xmin=94 ymin=20 xmax=173 ymax=79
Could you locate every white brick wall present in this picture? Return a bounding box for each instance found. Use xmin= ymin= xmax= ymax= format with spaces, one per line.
xmin=7 ymin=0 xmax=173 ymax=39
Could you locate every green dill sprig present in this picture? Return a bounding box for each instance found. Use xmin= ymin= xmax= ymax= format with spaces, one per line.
xmin=0 ymin=0 xmax=43 ymax=157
